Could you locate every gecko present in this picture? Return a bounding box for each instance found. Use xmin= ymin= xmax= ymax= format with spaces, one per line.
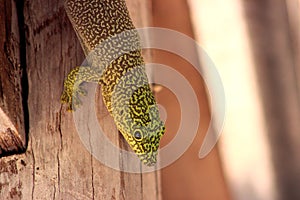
xmin=61 ymin=0 xmax=165 ymax=166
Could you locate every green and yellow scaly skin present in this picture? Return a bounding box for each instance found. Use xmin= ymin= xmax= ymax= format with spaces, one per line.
xmin=61 ymin=0 xmax=165 ymax=166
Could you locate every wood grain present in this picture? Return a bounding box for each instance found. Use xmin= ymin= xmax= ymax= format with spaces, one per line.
xmin=0 ymin=0 xmax=161 ymax=199
xmin=0 ymin=0 xmax=26 ymax=156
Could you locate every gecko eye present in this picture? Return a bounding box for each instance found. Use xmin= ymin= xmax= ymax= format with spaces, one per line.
xmin=133 ymin=130 xmax=143 ymax=141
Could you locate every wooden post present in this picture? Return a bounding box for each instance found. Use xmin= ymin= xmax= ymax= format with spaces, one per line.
xmin=242 ymin=0 xmax=300 ymax=199
xmin=152 ymin=0 xmax=230 ymax=199
xmin=0 ymin=0 xmax=161 ymax=199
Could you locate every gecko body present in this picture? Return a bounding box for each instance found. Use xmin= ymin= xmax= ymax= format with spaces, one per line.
xmin=61 ymin=0 xmax=165 ymax=166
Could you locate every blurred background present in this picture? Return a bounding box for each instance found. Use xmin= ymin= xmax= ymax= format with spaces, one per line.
xmin=151 ymin=0 xmax=300 ymax=199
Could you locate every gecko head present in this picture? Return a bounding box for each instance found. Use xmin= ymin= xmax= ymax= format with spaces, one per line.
xmin=112 ymin=82 xmax=165 ymax=166
xmin=123 ymin=119 xmax=165 ymax=166
xmin=133 ymin=121 xmax=165 ymax=166
xmin=117 ymin=101 xmax=166 ymax=166
xmin=127 ymin=85 xmax=166 ymax=166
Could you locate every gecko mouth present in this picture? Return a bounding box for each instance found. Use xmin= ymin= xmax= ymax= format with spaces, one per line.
xmin=138 ymin=128 xmax=165 ymax=166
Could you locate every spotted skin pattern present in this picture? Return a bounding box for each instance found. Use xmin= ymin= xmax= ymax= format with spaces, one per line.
xmin=61 ymin=0 xmax=165 ymax=166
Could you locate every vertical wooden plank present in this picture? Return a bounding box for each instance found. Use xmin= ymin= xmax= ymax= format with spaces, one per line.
xmin=286 ymin=0 xmax=300 ymax=98
xmin=242 ymin=0 xmax=300 ymax=199
xmin=0 ymin=1 xmax=33 ymax=199
xmin=0 ymin=0 xmax=26 ymax=156
xmin=23 ymin=0 xmax=91 ymax=199
xmin=188 ymin=0 xmax=278 ymax=199
xmin=152 ymin=0 xmax=231 ymax=199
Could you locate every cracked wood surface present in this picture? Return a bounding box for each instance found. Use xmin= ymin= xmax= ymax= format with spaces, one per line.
xmin=0 ymin=0 xmax=161 ymax=199
xmin=0 ymin=0 xmax=27 ymax=156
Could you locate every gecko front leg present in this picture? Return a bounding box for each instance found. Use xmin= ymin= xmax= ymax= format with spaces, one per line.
xmin=61 ymin=66 xmax=101 ymax=111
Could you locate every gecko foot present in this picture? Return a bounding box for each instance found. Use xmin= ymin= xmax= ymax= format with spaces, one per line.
xmin=61 ymin=84 xmax=87 ymax=111
xmin=61 ymin=67 xmax=87 ymax=111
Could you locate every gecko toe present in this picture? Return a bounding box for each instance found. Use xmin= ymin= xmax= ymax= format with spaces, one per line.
xmin=61 ymin=85 xmax=87 ymax=111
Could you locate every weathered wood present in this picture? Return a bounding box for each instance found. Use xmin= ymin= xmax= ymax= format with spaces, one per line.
xmin=0 ymin=0 xmax=161 ymax=199
xmin=0 ymin=0 xmax=27 ymax=156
